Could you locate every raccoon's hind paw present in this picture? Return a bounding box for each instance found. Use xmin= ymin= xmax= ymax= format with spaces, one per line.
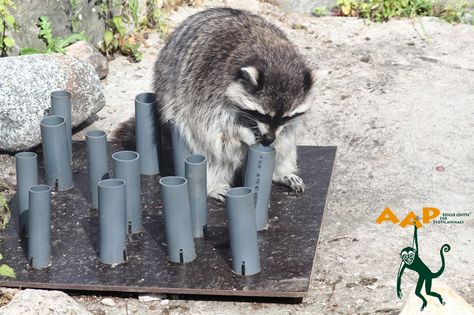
xmin=208 ymin=184 xmax=231 ymax=202
xmin=275 ymin=174 xmax=306 ymax=193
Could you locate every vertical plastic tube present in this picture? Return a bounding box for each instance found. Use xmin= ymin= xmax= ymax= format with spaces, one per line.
xmin=28 ymin=185 xmax=51 ymax=269
xmin=15 ymin=152 xmax=38 ymax=235
xmin=170 ymin=124 xmax=191 ymax=177
xmin=159 ymin=176 xmax=196 ymax=263
xmin=112 ymin=151 xmax=142 ymax=234
xmin=226 ymin=187 xmax=261 ymax=276
xmin=135 ymin=92 xmax=160 ymax=175
xmin=98 ymin=179 xmax=127 ymax=265
xmin=40 ymin=115 xmax=73 ymax=191
xmin=51 ymin=90 xmax=72 ymax=163
xmin=244 ymin=144 xmax=276 ymax=230
xmin=86 ymin=130 xmax=108 ymax=209
xmin=185 ymin=155 xmax=207 ymax=238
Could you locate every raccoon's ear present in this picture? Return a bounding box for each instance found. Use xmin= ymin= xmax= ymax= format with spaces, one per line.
xmin=240 ymin=66 xmax=259 ymax=87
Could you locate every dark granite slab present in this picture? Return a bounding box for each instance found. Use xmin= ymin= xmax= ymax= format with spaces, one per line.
xmin=0 ymin=144 xmax=336 ymax=300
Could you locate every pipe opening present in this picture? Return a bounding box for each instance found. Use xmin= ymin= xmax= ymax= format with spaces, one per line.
xmin=40 ymin=115 xmax=65 ymax=127
xmin=179 ymin=249 xmax=184 ymax=264
xmin=241 ymin=261 xmax=246 ymax=276
xmin=185 ymin=154 xmax=206 ymax=165
xmin=135 ymin=92 xmax=157 ymax=104
xmin=250 ymin=144 xmax=275 ymax=154
xmin=86 ymin=130 xmax=106 ymax=139
xmin=29 ymin=185 xmax=51 ymax=194
xmin=226 ymin=187 xmax=253 ymax=198
xmin=98 ymin=179 xmax=125 ymax=189
xmin=159 ymin=176 xmax=187 ymax=187
xmin=15 ymin=152 xmax=37 ymax=159
xmin=112 ymin=151 xmax=139 ymax=162
xmin=128 ymin=221 xmax=132 ymax=235
xmin=51 ymin=90 xmax=71 ymax=99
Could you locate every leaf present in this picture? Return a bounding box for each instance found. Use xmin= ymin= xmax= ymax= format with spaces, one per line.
xmin=341 ymin=4 xmax=352 ymax=15
xmin=0 ymin=264 xmax=15 ymax=278
xmin=112 ymin=16 xmax=126 ymax=38
xmin=19 ymin=47 xmax=44 ymax=55
xmin=104 ymin=30 xmax=113 ymax=47
xmin=3 ymin=37 xmax=15 ymax=48
xmin=0 ymin=253 xmax=3 ymax=260
xmin=112 ymin=37 xmax=119 ymax=50
xmin=5 ymin=15 xmax=15 ymax=28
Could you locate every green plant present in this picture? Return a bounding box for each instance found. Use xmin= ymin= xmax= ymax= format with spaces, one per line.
xmin=68 ymin=0 xmax=82 ymax=33
xmin=338 ymin=0 xmax=433 ymax=21
xmin=128 ymin=0 xmax=140 ymax=29
xmin=312 ymin=6 xmax=328 ymax=17
xmin=0 ymin=191 xmax=10 ymax=231
xmin=21 ymin=16 xmax=86 ymax=55
xmin=434 ymin=0 xmax=472 ymax=24
xmin=336 ymin=0 xmax=471 ymax=24
xmin=0 ymin=0 xmax=17 ymax=57
xmin=0 ymin=254 xmax=15 ymax=278
xmin=145 ymin=0 xmax=169 ymax=34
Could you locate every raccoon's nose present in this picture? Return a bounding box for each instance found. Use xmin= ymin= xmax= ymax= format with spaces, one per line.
xmin=261 ymin=135 xmax=275 ymax=146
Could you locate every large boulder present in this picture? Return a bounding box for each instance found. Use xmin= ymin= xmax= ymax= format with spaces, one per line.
xmin=0 ymin=289 xmax=91 ymax=315
xmin=65 ymin=41 xmax=109 ymax=79
xmin=10 ymin=0 xmax=105 ymax=52
xmin=0 ymin=54 xmax=105 ymax=152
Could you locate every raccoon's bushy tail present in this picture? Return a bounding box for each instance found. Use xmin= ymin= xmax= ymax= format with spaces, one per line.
xmin=432 ymin=244 xmax=451 ymax=278
xmin=113 ymin=117 xmax=136 ymax=151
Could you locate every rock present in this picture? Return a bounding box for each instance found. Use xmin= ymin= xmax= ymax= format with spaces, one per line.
xmin=160 ymin=299 xmax=170 ymax=305
xmin=100 ymin=298 xmax=116 ymax=307
xmin=0 ymin=54 xmax=105 ymax=152
xmin=10 ymin=1 xmax=105 ymax=53
xmin=138 ymin=294 xmax=162 ymax=303
xmin=66 ymin=41 xmax=109 ymax=79
xmin=0 ymin=289 xmax=91 ymax=314
xmin=399 ymin=281 xmax=474 ymax=315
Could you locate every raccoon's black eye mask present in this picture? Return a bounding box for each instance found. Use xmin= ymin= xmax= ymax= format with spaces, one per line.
xmin=241 ymin=109 xmax=305 ymax=126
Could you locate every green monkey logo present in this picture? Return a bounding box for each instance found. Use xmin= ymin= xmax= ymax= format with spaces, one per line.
xmin=397 ymin=222 xmax=451 ymax=311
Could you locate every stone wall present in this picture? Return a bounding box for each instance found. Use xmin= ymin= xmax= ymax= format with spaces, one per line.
xmin=7 ymin=0 xmax=153 ymax=55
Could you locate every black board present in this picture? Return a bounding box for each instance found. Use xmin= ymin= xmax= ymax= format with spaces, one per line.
xmin=0 ymin=144 xmax=336 ymax=300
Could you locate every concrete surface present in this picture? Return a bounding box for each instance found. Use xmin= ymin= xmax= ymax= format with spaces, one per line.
xmin=1 ymin=0 xmax=473 ymax=314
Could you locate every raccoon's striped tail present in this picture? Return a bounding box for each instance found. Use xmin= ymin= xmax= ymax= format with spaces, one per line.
xmin=432 ymin=244 xmax=451 ymax=278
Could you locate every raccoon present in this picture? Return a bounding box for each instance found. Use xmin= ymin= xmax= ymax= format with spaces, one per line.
xmin=153 ymin=8 xmax=314 ymax=200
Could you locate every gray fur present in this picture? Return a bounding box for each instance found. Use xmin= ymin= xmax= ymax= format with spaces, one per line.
xmin=153 ymin=8 xmax=314 ymax=200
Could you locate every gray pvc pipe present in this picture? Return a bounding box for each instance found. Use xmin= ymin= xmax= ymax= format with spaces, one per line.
xmin=135 ymin=92 xmax=160 ymax=175
xmin=185 ymin=155 xmax=207 ymax=238
xmin=112 ymin=151 xmax=142 ymax=234
xmin=98 ymin=179 xmax=127 ymax=265
xmin=170 ymin=124 xmax=191 ymax=177
xmin=244 ymin=144 xmax=276 ymax=230
xmin=51 ymin=90 xmax=72 ymax=163
xmin=28 ymin=185 xmax=51 ymax=269
xmin=40 ymin=115 xmax=73 ymax=191
xmin=159 ymin=176 xmax=196 ymax=263
xmin=226 ymin=187 xmax=261 ymax=276
xmin=15 ymin=152 xmax=38 ymax=235
xmin=86 ymin=130 xmax=108 ymax=209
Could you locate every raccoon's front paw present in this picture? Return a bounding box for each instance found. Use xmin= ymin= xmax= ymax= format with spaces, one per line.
xmin=274 ymin=174 xmax=306 ymax=193
xmin=208 ymin=184 xmax=231 ymax=202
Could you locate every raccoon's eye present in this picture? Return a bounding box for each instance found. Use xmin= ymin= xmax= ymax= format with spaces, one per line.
xmin=281 ymin=112 xmax=305 ymax=124
xmin=242 ymin=109 xmax=272 ymax=124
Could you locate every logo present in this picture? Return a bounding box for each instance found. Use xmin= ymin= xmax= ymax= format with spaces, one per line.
xmin=396 ymin=222 xmax=451 ymax=311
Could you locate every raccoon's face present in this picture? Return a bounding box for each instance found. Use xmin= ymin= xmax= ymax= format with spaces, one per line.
xmin=225 ymin=63 xmax=313 ymax=146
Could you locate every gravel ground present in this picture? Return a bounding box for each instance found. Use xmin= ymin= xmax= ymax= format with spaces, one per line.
xmin=1 ymin=0 xmax=473 ymax=314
